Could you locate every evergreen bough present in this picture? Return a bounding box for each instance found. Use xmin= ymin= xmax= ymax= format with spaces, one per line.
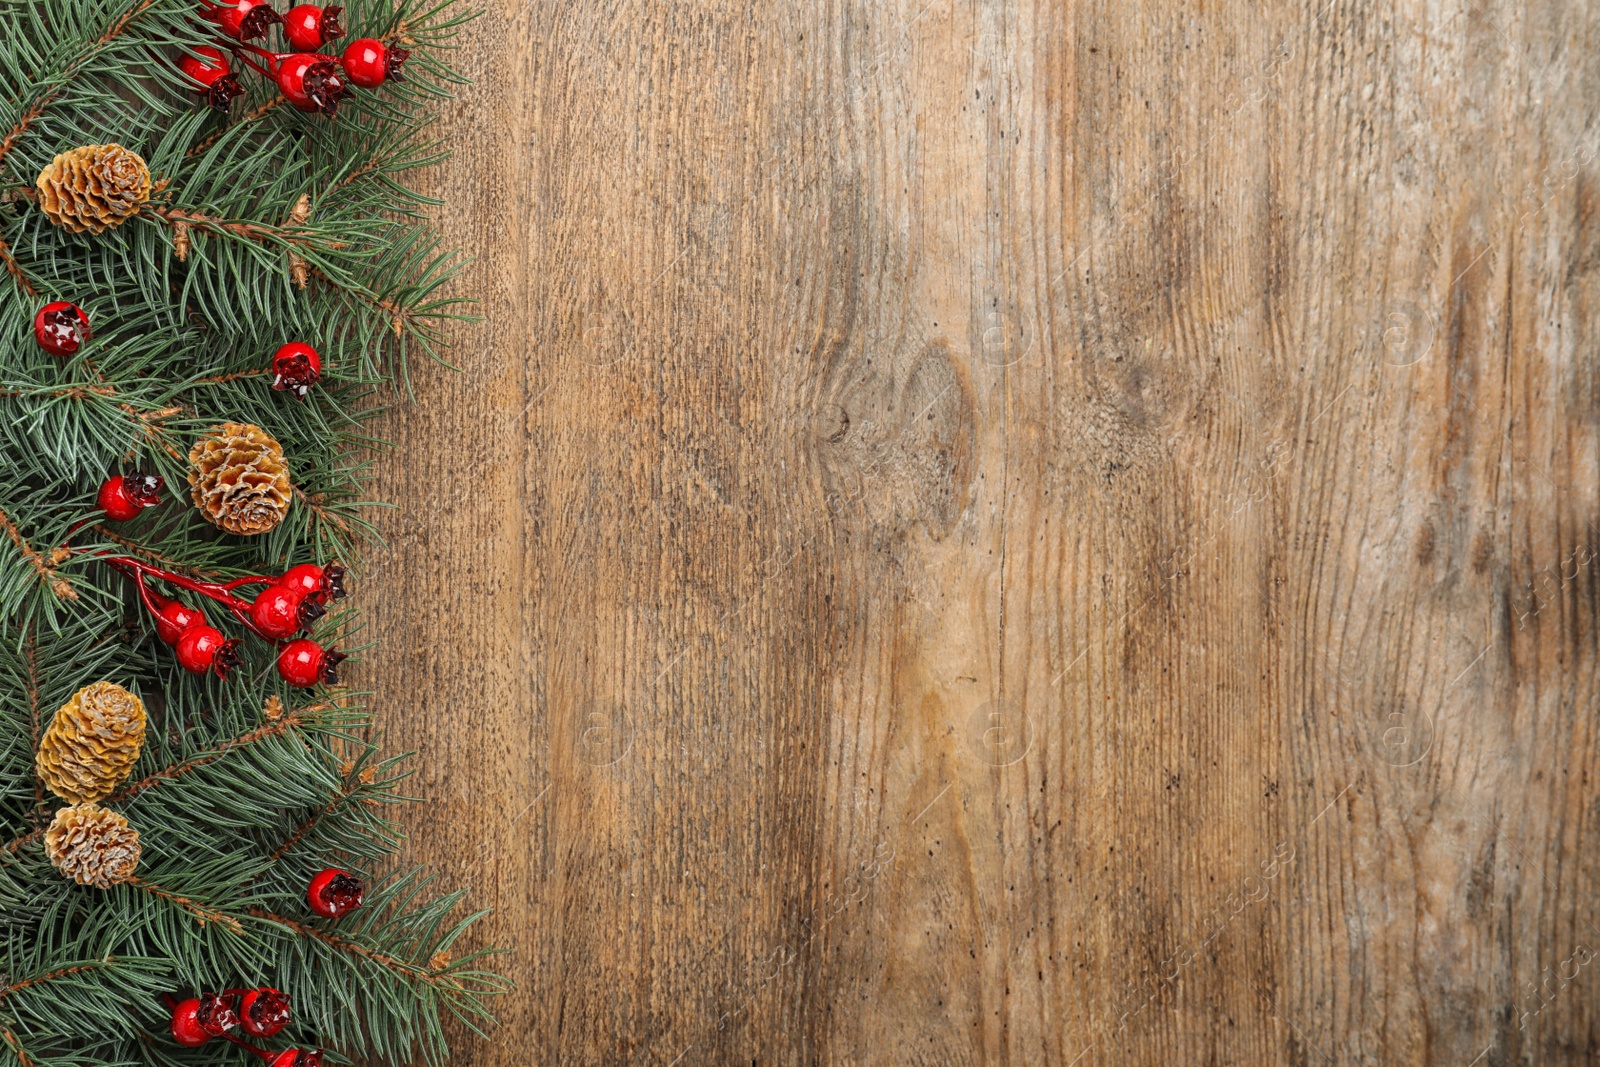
xmin=0 ymin=0 xmax=506 ymax=1063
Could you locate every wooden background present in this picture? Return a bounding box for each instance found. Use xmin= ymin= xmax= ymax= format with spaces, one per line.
xmin=361 ymin=0 xmax=1600 ymax=1063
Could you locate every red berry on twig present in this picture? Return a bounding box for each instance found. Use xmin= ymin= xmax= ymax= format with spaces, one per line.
xmin=277 ymin=52 xmax=350 ymax=113
xmin=97 ymin=473 xmax=162 ymax=521
xmin=269 ymin=1049 xmax=324 ymax=1067
xmin=271 ymin=341 xmax=322 ymax=399
xmin=307 ymin=868 xmax=363 ymax=917
xmin=278 ymin=561 xmax=346 ymax=603
xmin=33 ymin=301 xmax=90 ymax=356
xmin=239 ymin=987 xmax=292 ymax=1037
xmin=154 ymin=598 xmax=206 ymax=645
xmin=170 ymin=998 xmax=211 ymax=1046
xmin=277 ymin=638 xmax=345 ymax=687
xmin=176 ymin=626 xmax=241 ymax=678
xmin=195 ymin=992 xmax=239 ymax=1036
xmin=251 ymin=583 xmax=323 ymax=639
xmin=340 ymin=37 xmax=409 ymax=88
xmin=177 ymin=46 xmax=244 ymax=110
xmin=208 ymin=0 xmax=283 ymax=41
xmin=284 ymin=3 xmax=343 ymax=50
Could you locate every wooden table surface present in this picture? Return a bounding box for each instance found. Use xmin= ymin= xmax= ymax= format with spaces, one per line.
xmin=361 ymin=0 xmax=1600 ymax=1063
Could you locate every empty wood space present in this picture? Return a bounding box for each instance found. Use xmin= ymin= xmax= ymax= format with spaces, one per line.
xmin=362 ymin=0 xmax=1600 ymax=1063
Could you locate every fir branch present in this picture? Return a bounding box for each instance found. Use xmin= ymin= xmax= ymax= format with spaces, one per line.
xmin=0 ymin=1028 xmax=34 ymax=1067
xmin=0 ymin=509 xmax=75 ymax=601
xmin=125 ymin=877 xmax=244 ymax=932
xmin=0 ymin=960 xmax=112 ymax=1000
xmin=266 ymin=769 xmax=369 ymax=863
xmin=23 ymin=629 xmax=42 ymax=827
xmin=107 ymin=702 xmax=329 ymax=805
xmin=248 ymin=909 xmax=443 ymax=983
xmin=186 ymin=96 xmax=287 ymax=157
xmin=84 ymin=526 xmax=215 ymax=580
xmin=0 ymin=0 xmax=163 ymax=171
xmin=0 ymin=234 xmax=36 ymax=297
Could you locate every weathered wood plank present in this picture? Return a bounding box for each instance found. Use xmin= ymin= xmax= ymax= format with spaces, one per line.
xmin=364 ymin=0 xmax=1600 ymax=1063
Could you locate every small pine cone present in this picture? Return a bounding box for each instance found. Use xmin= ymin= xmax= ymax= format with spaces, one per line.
xmin=188 ymin=422 xmax=293 ymax=535
xmin=45 ymin=803 xmax=141 ymax=888
xmin=35 ymin=144 xmax=152 ymax=234
xmin=36 ymin=681 xmax=147 ymax=804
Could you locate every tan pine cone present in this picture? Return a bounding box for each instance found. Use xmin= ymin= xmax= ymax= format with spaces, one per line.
xmin=35 ymin=144 xmax=152 ymax=234
xmin=188 ymin=422 xmax=293 ymax=535
xmin=36 ymin=681 xmax=147 ymax=804
xmin=45 ymin=803 xmax=141 ymax=888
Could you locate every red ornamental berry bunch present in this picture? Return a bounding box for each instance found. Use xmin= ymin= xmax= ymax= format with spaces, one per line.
xmin=184 ymin=0 xmax=409 ymax=115
xmin=64 ymin=487 xmax=348 ymax=684
xmin=169 ymin=988 xmax=318 ymax=1065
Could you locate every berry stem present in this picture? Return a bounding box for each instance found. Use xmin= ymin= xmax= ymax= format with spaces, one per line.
xmin=220 ymin=1031 xmax=274 ymax=1060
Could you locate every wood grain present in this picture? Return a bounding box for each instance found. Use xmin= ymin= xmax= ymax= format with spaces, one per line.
xmin=363 ymin=0 xmax=1600 ymax=1062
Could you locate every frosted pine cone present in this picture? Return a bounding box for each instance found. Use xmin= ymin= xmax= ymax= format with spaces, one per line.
xmin=188 ymin=422 xmax=293 ymax=535
xmin=35 ymin=144 xmax=152 ymax=234
xmin=45 ymin=803 xmax=141 ymax=888
xmin=36 ymin=681 xmax=147 ymax=804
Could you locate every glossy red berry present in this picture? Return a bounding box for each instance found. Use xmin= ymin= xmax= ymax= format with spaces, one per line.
xmin=283 ymin=3 xmax=343 ymax=50
xmin=97 ymin=472 xmax=163 ymax=521
xmin=251 ymin=583 xmax=323 ymax=639
xmin=277 ymin=52 xmax=350 ymax=113
xmin=277 ymin=638 xmax=345 ymax=687
xmin=340 ymin=37 xmax=409 ymax=88
xmin=177 ymin=46 xmax=244 ymax=110
xmin=278 ymin=561 xmax=346 ymax=603
xmin=33 ymin=301 xmax=90 ymax=356
xmin=271 ymin=341 xmax=322 ymax=399
xmin=154 ymin=598 xmax=207 ymax=645
xmin=176 ymin=625 xmax=241 ymax=678
xmin=269 ymin=1049 xmax=324 ymax=1067
xmin=195 ymin=992 xmax=239 ymax=1036
xmin=307 ymin=868 xmax=364 ymax=917
xmin=171 ymin=998 xmax=211 ymax=1046
xmin=209 ymin=0 xmax=282 ymax=40
xmin=239 ymin=986 xmax=292 ymax=1037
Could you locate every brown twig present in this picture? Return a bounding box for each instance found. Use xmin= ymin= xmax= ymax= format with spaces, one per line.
xmin=0 ymin=959 xmax=111 ymax=999
xmin=127 ymin=877 xmax=244 ymax=932
xmin=0 ymin=507 xmax=75 ymax=600
xmin=266 ymin=773 xmax=367 ymax=863
xmin=247 ymin=909 xmax=446 ymax=982
xmin=0 ymin=0 xmax=161 ymax=171
xmin=293 ymin=486 xmax=353 ymax=535
xmin=107 ymin=705 xmax=327 ymax=805
xmin=87 ymin=525 xmax=215 ymax=579
xmin=0 ymin=233 xmax=37 ymax=296
xmin=187 ymin=97 xmax=286 ymax=157
xmin=1 ymin=1028 xmax=35 ymax=1067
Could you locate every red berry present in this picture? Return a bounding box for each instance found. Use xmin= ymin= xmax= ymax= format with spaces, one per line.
xmin=277 ymin=638 xmax=345 ymax=687
xmin=278 ymin=561 xmax=346 ymax=603
xmin=97 ymin=472 xmax=162 ymax=521
xmin=277 ymin=52 xmax=350 ymax=113
xmin=33 ymin=301 xmax=90 ymax=356
xmin=269 ymin=1050 xmax=324 ymax=1067
xmin=154 ymin=598 xmax=206 ymax=645
xmin=195 ymin=992 xmax=239 ymax=1036
xmin=271 ymin=341 xmax=323 ymax=399
xmin=307 ymin=868 xmax=364 ymax=917
xmin=283 ymin=3 xmax=343 ymax=50
xmin=171 ymin=998 xmax=210 ymax=1046
xmin=177 ymin=46 xmax=244 ymax=110
xmin=176 ymin=626 xmax=241 ymax=678
xmin=239 ymin=987 xmax=292 ymax=1037
xmin=340 ymin=37 xmax=409 ymax=88
xmin=251 ymin=583 xmax=323 ymax=638
xmin=209 ymin=0 xmax=282 ymax=40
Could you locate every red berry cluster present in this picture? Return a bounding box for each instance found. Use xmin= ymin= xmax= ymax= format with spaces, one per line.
xmin=72 ymin=474 xmax=348 ymax=686
xmin=182 ymin=1 xmax=410 ymax=114
xmin=170 ymin=987 xmax=318 ymax=1065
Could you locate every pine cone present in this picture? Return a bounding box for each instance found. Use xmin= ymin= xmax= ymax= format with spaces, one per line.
xmin=35 ymin=144 xmax=152 ymax=234
xmin=36 ymin=681 xmax=147 ymax=804
xmin=45 ymin=803 xmax=141 ymax=888
xmin=188 ymin=422 xmax=293 ymax=535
